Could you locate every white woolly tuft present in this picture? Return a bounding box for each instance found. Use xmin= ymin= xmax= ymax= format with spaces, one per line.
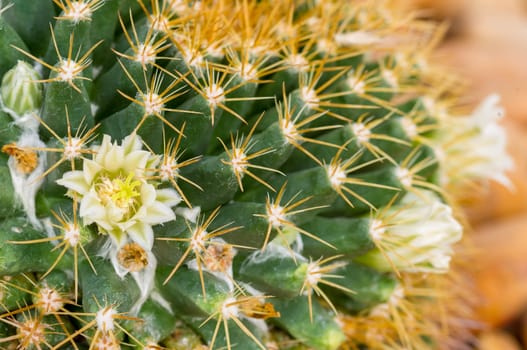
xmin=244 ymin=242 xmax=306 ymax=266
xmin=7 ymin=130 xmax=46 ymax=229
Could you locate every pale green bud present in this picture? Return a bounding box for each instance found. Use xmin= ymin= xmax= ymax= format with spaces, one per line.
xmin=1 ymin=61 xmax=42 ymax=116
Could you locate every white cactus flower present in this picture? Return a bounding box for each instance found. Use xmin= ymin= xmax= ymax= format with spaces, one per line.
xmin=358 ymin=189 xmax=463 ymax=273
xmin=435 ymin=94 xmax=513 ymax=188
xmin=57 ymin=133 xmax=181 ymax=251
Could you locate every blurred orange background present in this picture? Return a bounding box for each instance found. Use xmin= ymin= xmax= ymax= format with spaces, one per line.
xmin=412 ymin=0 xmax=527 ymax=349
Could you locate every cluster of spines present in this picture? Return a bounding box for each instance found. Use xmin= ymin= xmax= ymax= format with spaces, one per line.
xmin=0 ymin=0 xmax=500 ymax=349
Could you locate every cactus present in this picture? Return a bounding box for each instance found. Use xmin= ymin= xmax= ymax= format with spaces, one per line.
xmin=0 ymin=1 xmax=512 ymax=349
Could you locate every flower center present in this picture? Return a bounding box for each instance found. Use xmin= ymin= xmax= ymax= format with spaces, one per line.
xmin=96 ymin=173 xmax=141 ymax=212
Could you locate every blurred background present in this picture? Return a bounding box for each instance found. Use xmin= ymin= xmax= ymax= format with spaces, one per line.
xmin=410 ymin=0 xmax=527 ymax=349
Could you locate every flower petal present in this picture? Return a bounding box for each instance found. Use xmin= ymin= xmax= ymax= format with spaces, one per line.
xmin=56 ymin=170 xmax=90 ymax=194
xmin=83 ymin=159 xmax=103 ymax=184
xmin=94 ymin=135 xmax=112 ymax=163
xmin=140 ymin=183 xmax=157 ymax=206
xmin=156 ymin=188 xmax=182 ymax=207
xmin=122 ymin=133 xmax=142 ymax=154
xmin=127 ymin=222 xmax=154 ymax=250
xmin=102 ymin=143 xmax=125 ymax=172
xmin=108 ymin=228 xmax=127 ymax=248
xmin=123 ymin=150 xmax=151 ymax=174
xmin=143 ymin=201 xmax=175 ymax=225
xmin=79 ymin=192 xmax=105 ymax=225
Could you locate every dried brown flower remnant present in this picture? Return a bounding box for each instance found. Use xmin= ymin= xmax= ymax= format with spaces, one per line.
xmin=2 ymin=143 xmax=38 ymax=174
xmin=118 ymin=242 xmax=149 ymax=272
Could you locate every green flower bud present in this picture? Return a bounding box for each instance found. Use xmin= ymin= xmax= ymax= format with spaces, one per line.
xmin=0 ymin=60 xmax=42 ymax=116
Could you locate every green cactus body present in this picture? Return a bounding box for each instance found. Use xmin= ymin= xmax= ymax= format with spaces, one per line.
xmin=0 ymin=1 xmax=513 ymax=349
